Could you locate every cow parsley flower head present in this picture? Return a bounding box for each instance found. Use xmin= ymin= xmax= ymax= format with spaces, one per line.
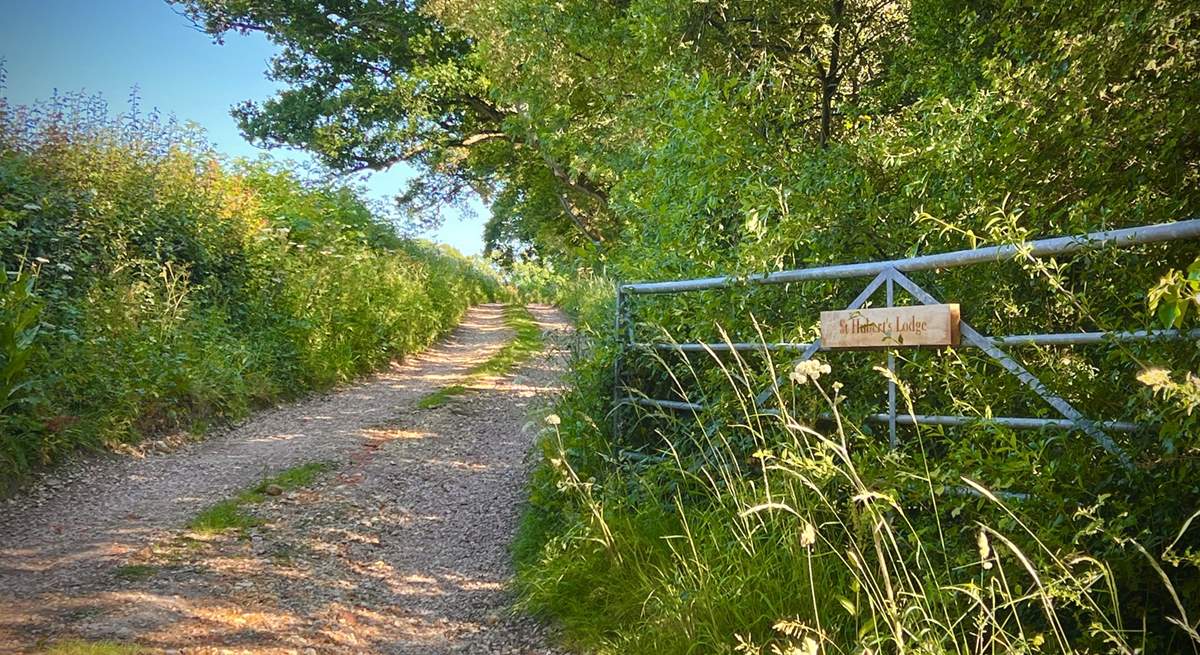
xmin=800 ymin=521 xmax=817 ymax=548
xmin=790 ymin=359 xmax=832 ymax=385
xmin=1136 ymin=367 xmax=1172 ymax=389
xmin=545 ymin=414 xmax=562 ymax=426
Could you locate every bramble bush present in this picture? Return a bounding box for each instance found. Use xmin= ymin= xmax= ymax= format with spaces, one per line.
xmin=0 ymin=91 xmax=501 ymax=487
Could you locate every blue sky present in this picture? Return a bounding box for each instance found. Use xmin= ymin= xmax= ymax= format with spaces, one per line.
xmin=0 ymin=0 xmax=486 ymax=255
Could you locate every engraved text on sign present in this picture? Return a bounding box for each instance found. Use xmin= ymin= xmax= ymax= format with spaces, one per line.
xmin=819 ymin=304 xmax=960 ymax=350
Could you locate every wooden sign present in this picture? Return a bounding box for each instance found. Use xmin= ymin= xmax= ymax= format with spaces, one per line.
xmin=820 ymin=304 xmax=960 ymax=350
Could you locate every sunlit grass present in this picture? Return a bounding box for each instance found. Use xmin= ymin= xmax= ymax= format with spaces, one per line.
xmin=472 ymin=305 xmax=543 ymax=375
xmin=417 ymin=384 xmax=469 ymax=409
xmin=515 ymin=323 xmax=1200 ymax=654
xmin=112 ymin=564 xmax=158 ymax=581
xmin=244 ymin=461 xmax=330 ymax=499
xmin=418 ymin=304 xmax=542 ymax=409
xmin=188 ymin=498 xmax=263 ymax=534
xmin=188 ymin=462 xmax=332 ymax=534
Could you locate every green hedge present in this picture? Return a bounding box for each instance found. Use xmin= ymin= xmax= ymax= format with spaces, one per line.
xmin=0 ymin=93 xmax=501 ymax=486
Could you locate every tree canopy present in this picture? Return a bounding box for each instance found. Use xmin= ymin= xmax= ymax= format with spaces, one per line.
xmin=176 ymin=0 xmax=1197 ymax=270
xmin=175 ymin=0 xmax=615 ymax=256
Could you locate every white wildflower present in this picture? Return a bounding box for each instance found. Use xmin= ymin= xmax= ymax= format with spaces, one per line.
xmin=977 ymin=529 xmax=993 ymax=570
xmin=1136 ymin=367 xmax=1172 ymax=389
xmin=545 ymin=413 xmax=561 ymax=426
xmin=789 ymin=359 xmax=831 ymax=385
xmin=799 ymin=521 xmax=817 ymax=548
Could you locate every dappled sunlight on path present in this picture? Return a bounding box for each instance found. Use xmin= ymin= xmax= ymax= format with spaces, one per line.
xmin=0 ymin=304 xmax=573 ymax=654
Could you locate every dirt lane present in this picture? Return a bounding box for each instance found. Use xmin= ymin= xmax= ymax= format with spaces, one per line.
xmin=0 ymin=304 xmax=572 ymax=654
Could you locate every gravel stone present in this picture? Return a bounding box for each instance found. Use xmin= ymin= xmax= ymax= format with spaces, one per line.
xmin=0 ymin=304 xmax=574 ymax=654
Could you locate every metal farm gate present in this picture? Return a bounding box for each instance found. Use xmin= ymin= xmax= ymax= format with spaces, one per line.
xmin=613 ymin=219 xmax=1200 ymax=468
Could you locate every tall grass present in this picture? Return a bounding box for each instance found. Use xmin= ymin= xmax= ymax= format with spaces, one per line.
xmin=515 ymin=319 xmax=1200 ymax=653
xmin=0 ymin=91 xmax=502 ymax=486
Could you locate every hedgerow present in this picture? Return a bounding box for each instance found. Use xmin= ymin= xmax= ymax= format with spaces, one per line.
xmin=0 ymin=92 xmax=501 ymax=487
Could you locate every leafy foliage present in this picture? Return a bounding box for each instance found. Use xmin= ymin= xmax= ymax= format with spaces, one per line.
xmin=171 ymin=0 xmax=1200 ymax=651
xmin=505 ymin=260 xmax=613 ymax=329
xmin=0 ymin=273 xmax=42 ymax=422
xmin=1149 ymin=257 xmax=1200 ymax=328
xmin=0 ymin=91 xmax=501 ymax=487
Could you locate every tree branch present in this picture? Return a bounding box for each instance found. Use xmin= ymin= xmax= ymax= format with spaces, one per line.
xmin=456 ymin=131 xmax=509 ymax=147
xmin=557 ymin=193 xmax=604 ymax=245
xmin=819 ymin=0 xmax=845 ymax=148
xmin=540 ymin=150 xmax=609 ymax=205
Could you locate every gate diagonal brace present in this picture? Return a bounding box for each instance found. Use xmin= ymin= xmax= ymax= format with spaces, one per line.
xmin=887 ymin=270 xmax=1132 ymax=467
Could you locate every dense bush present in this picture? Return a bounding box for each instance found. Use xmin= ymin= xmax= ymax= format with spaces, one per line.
xmin=0 ymin=92 xmax=501 ymax=487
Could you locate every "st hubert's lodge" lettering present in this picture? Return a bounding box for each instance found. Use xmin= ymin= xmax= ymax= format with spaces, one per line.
xmin=819 ymin=304 xmax=961 ymax=350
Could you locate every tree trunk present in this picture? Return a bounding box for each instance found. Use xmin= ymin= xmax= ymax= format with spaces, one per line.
xmin=819 ymin=0 xmax=845 ymax=149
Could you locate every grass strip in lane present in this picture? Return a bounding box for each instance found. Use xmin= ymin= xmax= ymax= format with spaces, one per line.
xmin=418 ymin=305 xmax=542 ymax=409
xmin=188 ymin=461 xmax=332 ymax=534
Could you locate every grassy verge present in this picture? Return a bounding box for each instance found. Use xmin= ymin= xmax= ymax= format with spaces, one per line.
xmin=515 ymin=341 xmax=1200 ymax=653
xmin=188 ymin=462 xmax=331 ymax=534
xmin=417 ymin=304 xmax=542 ymax=409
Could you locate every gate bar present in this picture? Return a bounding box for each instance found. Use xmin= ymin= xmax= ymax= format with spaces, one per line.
xmin=612 ymin=285 xmax=626 ymax=436
xmin=887 ymin=276 xmax=898 ymax=448
xmin=622 ymin=219 xmax=1200 ymax=295
xmin=987 ymin=328 xmax=1200 ymax=346
xmin=621 ymin=402 xmax=1145 ymax=434
xmin=637 ymin=328 xmax=1200 ymax=354
xmin=626 ymin=397 xmax=704 ymax=412
xmin=644 ymin=341 xmax=815 ymax=352
xmin=861 ymin=413 xmax=1143 ymax=433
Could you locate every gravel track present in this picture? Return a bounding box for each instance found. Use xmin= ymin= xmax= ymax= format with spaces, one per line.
xmin=0 ymin=304 xmax=573 ymax=654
